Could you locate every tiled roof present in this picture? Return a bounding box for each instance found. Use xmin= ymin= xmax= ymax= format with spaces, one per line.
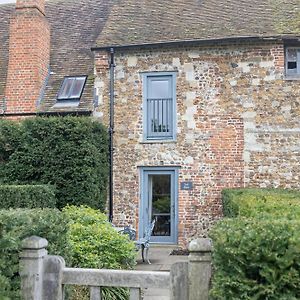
xmin=95 ymin=0 xmax=300 ymax=48
xmin=0 ymin=0 xmax=114 ymax=114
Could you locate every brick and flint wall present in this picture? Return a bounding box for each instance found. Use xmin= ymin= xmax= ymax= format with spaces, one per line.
xmin=95 ymin=41 xmax=300 ymax=245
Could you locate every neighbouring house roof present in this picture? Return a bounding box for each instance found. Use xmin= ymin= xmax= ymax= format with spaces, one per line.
xmin=0 ymin=0 xmax=114 ymax=114
xmin=95 ymin=0 xmax=300 ymax=49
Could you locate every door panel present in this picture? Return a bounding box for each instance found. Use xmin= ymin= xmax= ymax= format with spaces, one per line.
xmin=140 ymin=169 xmax=177 ymax=244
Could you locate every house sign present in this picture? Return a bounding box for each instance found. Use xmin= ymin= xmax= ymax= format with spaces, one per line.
xmin=180 ymin=181 xmax=193 ymax=190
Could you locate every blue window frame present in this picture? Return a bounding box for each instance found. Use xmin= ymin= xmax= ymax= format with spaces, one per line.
xmin=143 ymin=72 xmax=177 ymax=140
xmin=285 ymin=47 xmax=300 ymax=78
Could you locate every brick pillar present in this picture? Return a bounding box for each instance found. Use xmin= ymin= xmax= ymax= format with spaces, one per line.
xmin=4 ymin=0 xmax=50 ymax=115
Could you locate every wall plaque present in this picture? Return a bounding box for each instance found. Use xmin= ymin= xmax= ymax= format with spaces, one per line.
xmin=180 ymin=181 xmax=193 ymax=190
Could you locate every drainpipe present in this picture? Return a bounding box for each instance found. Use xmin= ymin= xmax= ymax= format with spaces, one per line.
xmin=109 ymin=48 xmax=115 ymax=223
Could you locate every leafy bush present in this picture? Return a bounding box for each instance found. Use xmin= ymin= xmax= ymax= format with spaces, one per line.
xmin=64 ymin=205 xmax=136 ymax=269
xmin=210 ymin=218 xmax=300 ymax=300
xmin=0 ymin=184 xmax=56 ymax=209
xmin=63 ymin=206 xmax=136 ymax=300
xmin=0 ymin=208 xmax=70 ymax=299
xmin=0 ymin=117 xmax=109 ymax=210
xmin=222 ymin=188 xmax=300 ymax=218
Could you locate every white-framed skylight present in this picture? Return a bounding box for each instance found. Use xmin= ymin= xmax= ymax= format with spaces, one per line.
xmin=57 ymin=76 xmax=87 ymax=101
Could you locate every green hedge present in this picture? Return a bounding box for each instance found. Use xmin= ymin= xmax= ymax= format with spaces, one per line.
xmin=0 ymin=184 xmax=56 ymax=209
xmin=222 ymin=188 xmax=300 ymax=218
xmin=210 ymin=218 xmax=300 ymax=300
xmin=0 ymin=117 xmax=109 ymax=210
xmin=0 ymin=208 xmax=70 ymax=300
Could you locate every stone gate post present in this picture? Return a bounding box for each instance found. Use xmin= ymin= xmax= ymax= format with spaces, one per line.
xmin=19 ymin=236 xmax=48 ymax=300
xmin=188 ymin=238 xmax=212 ymax=300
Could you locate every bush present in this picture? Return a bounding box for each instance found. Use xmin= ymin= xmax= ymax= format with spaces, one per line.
xmin=64 ymin=205 xmax=136 ymax=269
xmin=210 ymin=218 xmax=300 ymax=300
xmin=63 ymin=206 xmax=136 ymax=300
xmin=0 ymin=117 xmax=109 ymax=210
xmin=0 ymin=184 xmax=56 ymax=209
xmin=222 ymin=188 xmax=300 ymax=218
xmin=0 ymin=208 xmax=70 ymax=299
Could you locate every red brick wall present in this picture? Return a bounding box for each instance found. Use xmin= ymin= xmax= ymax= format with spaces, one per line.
xmin=16 ymin=0 xmax=45 ymax=14
xmin=4 ymin=0 xmax=49 ymax=115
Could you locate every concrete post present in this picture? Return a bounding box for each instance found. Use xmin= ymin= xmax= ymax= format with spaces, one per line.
xmin=42 ymin=255 xmax=65 ymax=300
xmin=19 ymin=236 xmax=48 ymax=300
xmin=170 ymin=261 xmax=189 ymax=300
xmin=188 ymin=238 xmax=212 ymax=300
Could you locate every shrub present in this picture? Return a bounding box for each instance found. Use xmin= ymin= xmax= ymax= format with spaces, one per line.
xmin=0 ymin=184 xmax=56 ymax=209
xmin=63 ymin=206 xmax=136 ymax=300
xmin=63 ymin=205 xmax=136 ymax=269
xmin=0 ymin=208 xmax=70 ymax=300
xmin=222 ymin=188 xmax=300 ymax=218
xmin=210 ymin=218 xmax=300 ymax=300
xmin=0 ymin=117 xmax=109 ymax=210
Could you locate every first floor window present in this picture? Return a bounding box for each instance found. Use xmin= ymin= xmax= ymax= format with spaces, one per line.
xmin=286 ymin=47 xmax=300 ymax=78
xmin=143 ymin=72 xmax=176 ymax=140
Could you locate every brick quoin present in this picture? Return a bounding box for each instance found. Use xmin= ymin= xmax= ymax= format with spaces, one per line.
xmin=4 ymin=0 xmax=50 ymax=116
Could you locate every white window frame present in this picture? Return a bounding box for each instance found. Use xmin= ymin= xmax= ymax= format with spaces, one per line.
xmin=142 ymin=72 xmax=177 ymax=141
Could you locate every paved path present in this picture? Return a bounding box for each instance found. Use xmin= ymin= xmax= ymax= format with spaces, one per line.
xmin=134 ymin=245 xmax=188 ymax=300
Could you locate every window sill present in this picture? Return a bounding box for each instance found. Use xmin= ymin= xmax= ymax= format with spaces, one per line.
xmin=284 ymin=75 xmax=300 ymax=81
xmin=140 ymin=139 xmax=177 ymax=144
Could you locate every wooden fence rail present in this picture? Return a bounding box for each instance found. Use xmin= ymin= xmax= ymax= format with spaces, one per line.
xmin=19 ymin=236 xmax=212 ymax=300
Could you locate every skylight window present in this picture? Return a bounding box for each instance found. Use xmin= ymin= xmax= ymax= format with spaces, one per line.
xmin=57 ymin=76 xmax=87 ymax=101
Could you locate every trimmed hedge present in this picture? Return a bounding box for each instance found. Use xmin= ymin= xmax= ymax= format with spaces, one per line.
xmin=222 ymin=188 xmax=300 ymax=218
xmin=0 ymin=117 xmax=109 ymax=210
xmin=0 ymin=208 xmax=70 ymax=300
xmin=210 ymin=218 xmax=300 ymax=300
xmin=210 ymin=188 xmax=300 ymax=299
xmin=0 ymin=184 xmax=56 ymax=209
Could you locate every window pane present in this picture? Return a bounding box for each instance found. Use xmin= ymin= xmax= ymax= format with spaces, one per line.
xmin=151 ymin=174 xmax=171 ymax=237
xmin=58 ymin=78 xmax=74 ymax=99
xmin=70 ymin=77 xmax=86 ymax=98
xmin=148 ymin=98 xmax=172 ymax=134
xmin=145 ymin=74 xmax=174 ymax=139
xmin=149 ymin=79 xmax=170 ymax=99
xmin=288 ymin=61 xmax=297 ymax=70
xmin=57 ymin=76 xmax=86 ymax=100
xmin=287 ymin=49 xmax=297 ymax=61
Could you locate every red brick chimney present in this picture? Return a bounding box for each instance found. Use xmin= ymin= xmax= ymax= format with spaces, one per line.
xmin=4 ymin=0 xmax=50 ymax=116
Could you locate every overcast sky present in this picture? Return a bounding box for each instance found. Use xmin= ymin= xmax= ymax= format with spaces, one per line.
xmin=0 ymin=0 xmax=15 ymax=3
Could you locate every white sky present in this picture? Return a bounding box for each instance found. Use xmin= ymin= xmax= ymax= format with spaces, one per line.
xmin=0 ymin=0 xmax=16 ymax=3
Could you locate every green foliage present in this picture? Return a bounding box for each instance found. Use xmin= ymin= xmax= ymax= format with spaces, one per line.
xmin=222 ymin=188 xmax=300 ymax=218
xmin=64 ymin=206 xmax=135 ymax=300
xmin=0 ymin=184 xmax=56 ymax=209
xmin=0 ymin=117 xmax=109 ymax=210
xmin=153 ymin=196 xmax=170 ymax=213
xmin=211 ymin=188 xmax=300 ymax=299
xmin=63 ymin=205 xmax=136 ymax=270
xmin=0 ymin=208 xmax=70 ymax=299
xmin=210 ymin=218 xmax=300 ymax=300
xmin=0 ymin=120 xmax=22 ymax=164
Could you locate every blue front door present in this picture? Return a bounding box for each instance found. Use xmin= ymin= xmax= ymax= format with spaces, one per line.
xmin=140 ymin=168 xmax=178 ymax=244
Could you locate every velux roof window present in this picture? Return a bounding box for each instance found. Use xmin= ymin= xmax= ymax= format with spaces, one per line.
xmin=57 ymin=76 xmax=87 ymax=101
